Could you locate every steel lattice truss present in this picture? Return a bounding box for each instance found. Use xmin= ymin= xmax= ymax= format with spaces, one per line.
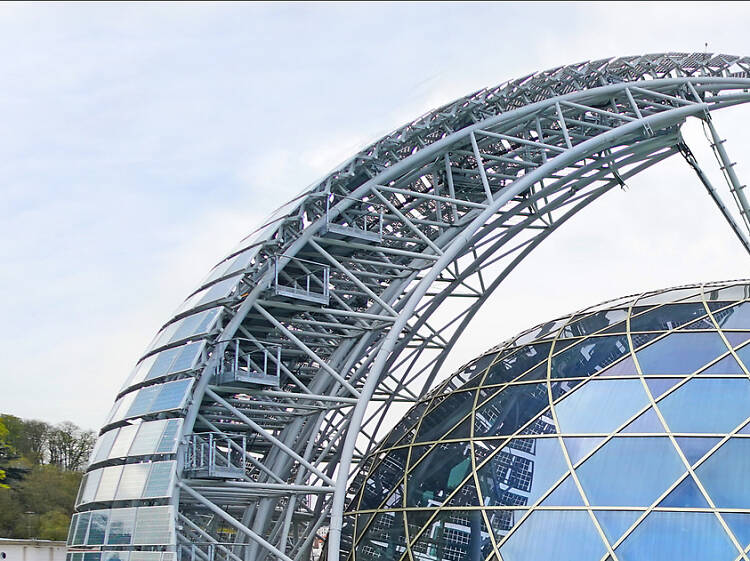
xmin=68 ymin=53 xmax=750 ymax=561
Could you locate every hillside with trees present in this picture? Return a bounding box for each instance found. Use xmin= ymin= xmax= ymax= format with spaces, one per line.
xmin=0 ymin=414 xmax=95 ymax=541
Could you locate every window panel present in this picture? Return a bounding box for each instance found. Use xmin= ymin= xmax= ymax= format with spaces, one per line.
xmin=150 ymin=379 xmax=192 ymax=412
xmin=125 ymin=385 xmax=162 ymax=418
xmin=630 ymin=303 xmax=707 ymax=332
xmin=674 ymin=437 xmax=721 ymax=465
xmin=415 ymin=391 xmax=474 ymax=443
xmin=357 ymin=511 xmax=402 ymax=560
xmin=133 ymin=506 xmax=174 ymax=545
xmin=108 ymin=425 xmax=138 ymax=459
xmin=561 ymin=309 xmax=628 ymax=338
xmin=636 ymin=287 xmax=703 ymax=307
xmin=115 ymin=463 xmax=150 ymax=500
xmin=115 ymin=379 xmax=193 ymax=422
xmin=500 ymin=510 xmax=606 ymax=561
xmin=406 ymin=442 xmax=475 ymax=507
xmin=124 ymin=354 xmax=159 ymax=390
xmin=142 ymin=461 xmax=175 ymax=498
xmin=476 ymin=437 xmax=567 ymax=507
xmin=147 ymin=308 xmax=221 ymax=354
xmin=79 ymin=468 xmax=102 ymax=505
xmin=540 ymin=475 xmax=583 ymax=506
xmin=576 ymin=437 xmax=685 ymax=507
xmin=715 ymin=301 xmax=750 ymax=329
xmin=658 ymin=474 xmax=708 ymax=508
xmin=67 ymin=514 xmax=78 ymax=545
xmin=657 ymin=378 xmax=750 ymax=433
xmin=128 ymin=420 xmax=168 ymax=456
xmin=616 ymin=511 xmax=736 ymax=561
xmin=621 ymin=408 xmax=664 ymax=434
xmin=484 ymin=343 xmax=551 ymax=386
xmin=90 ymin=429 xmax=118 ymax=465
xmin=106 ymin=508 xmax=136 ymax=545
xmin=168 ymin=342 xmax=203 ymax=374
xmin=563 ymin=437 xmax=605 ymax=464
xmin=71 ymin=512 xmax=90 ymax=545
xmin=360 ymin=449 xmax=407 ymax=511
xmin=101 ymin=552 xmax=129 ymax=561
xmin=550 ymin=335 xmax=629 ymax=379
xmin=554 ymin=379 xmax=649 ymax=434
xmin=593 ymin=510 xmax=642 ymax=544
xmin=696 ymin=438 xmax=750 ymax=508
xmin=637 ymin=333 xmax=728 ymax=375
xmin=86 ymin=510 xmax=108 ymax=545
xmin=156 ymin=419 xmax=182 ymax=454
xmin=474 ymin=383 xmax=549 ymax=437
xmin=95 ymin=465 xmax=124 ymax=503
xmin=722 ymin=512 xmax=750 ymax=548
xmin=699 ymin=354 xmax=744 ymax=375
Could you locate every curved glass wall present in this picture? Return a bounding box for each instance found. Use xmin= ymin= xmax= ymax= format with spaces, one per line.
xmin=343 ymin=282 xmax=750 ymax=561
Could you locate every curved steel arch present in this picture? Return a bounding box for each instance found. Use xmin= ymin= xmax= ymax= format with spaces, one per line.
xmin=68 ymin=53 xmax=750 ymax=561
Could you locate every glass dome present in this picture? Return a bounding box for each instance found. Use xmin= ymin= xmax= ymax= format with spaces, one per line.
xmin=341 ymin=281 xmax=750 ymax=561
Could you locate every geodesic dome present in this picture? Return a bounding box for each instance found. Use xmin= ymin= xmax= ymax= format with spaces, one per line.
xmin=343 ymin=281 xmax=750 ymax=561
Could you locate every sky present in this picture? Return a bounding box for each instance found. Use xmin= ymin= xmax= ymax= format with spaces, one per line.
xmin=3 ymin=1 xmax=750 ymax=430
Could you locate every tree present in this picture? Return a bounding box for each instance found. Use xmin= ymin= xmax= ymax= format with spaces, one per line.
xmin=47 ymin=422 xmax=95 ymax=472
xmin=1 ymin=415 xmax=50 ymax=465
xmin=0 ymin=418 xmax=26 ymax=489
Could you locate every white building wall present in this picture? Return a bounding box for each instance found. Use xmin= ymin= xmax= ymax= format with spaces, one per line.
xmin=0 ymin=540 xmax=66 ymax=561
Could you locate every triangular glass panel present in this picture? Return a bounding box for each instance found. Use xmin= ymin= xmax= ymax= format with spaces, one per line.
xmin=407 ymin=445 xmax=430 ymax=469
xmin=517 ymin=362 xmax=548 ymax=382
xmin=698 ymin=354 xmax=744 ymax=375
xmin=674 ymin=437 xmax=721 ymax=465
xmin=637 ymin=332 xmax=729 ymax=374
xmin=621 ymin=408 xmax=664 ymax=434
xmin=404 ymin=509 xmax=432 ymax=545
xmin=738 ymin=420 xmax=750 ymax=434
xmin=485 ymin=509 xmax=527 ymax=543
xmin=564 ymin=437 xmax=604 ymax=464
xmin=553 ymin=339 xmax=578 ymax=352
xmin=725 ymin=332 xmax=750 ymax=348
xmin=708 ymin=301 xmax=732 ymax=311
xmin=658 ymin=475 xmax=709 ymax=508
xmin=735 ymin=343 xmax=750 ymax=367
xmin=443 ymin=416 xmax=472 ymax=441
xmin=645 ymin=377 xmax=682 ymax=398
xmin=680 ymin=316 xmax=714 ymax=330
xmin=598 ymin=356 xmax=637 ymax=376
xmin=721 ymin=512 xmax=750 ymax=548
xmin=593 ymin=510 xmax=642 ymax=544
xmin=631 ymin=332 xmax=660 ymax=350
xmin=715 ymin=301 xmax=750 ymax=329
xmin=540 ymin=475 xmax=584 ymax=506
xmin=555 ymin=378 xmax=649 ymax=435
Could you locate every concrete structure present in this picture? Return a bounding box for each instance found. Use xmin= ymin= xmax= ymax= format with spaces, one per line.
xmin=0 ymin=539 xmax=66 ymax=561
xmin=65 ymin=52 xmax=750 ymax=561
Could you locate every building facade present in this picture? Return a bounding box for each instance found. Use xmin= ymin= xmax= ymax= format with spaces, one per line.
xmin=0 ymin=539 xmax=66 ymax=561
xmin=343 ymin=282 xmax=750 ymax=560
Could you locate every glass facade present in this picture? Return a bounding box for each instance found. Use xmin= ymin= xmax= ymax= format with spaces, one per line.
xmin=342 ymin=282 xmax=750 ymax=561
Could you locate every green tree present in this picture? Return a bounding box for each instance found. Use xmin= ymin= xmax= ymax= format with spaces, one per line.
xmin=1 ymin=415 xmax=50 ymax=465
xmin=0 ymin=418 xmax=26 ymax=489
xmin=38 ymin=510 xmax=71 ymax=541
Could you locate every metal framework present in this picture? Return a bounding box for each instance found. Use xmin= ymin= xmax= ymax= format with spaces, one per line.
xmin=68 ymin=53 xmax=750 ymax=561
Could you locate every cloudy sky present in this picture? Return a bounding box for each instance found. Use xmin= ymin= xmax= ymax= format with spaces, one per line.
xmin=3 ymin=1 xmax=750 ymax=430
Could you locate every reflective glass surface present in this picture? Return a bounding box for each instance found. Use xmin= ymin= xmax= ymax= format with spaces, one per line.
xmin=344 ymin=282 xmax=750 ymax=561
